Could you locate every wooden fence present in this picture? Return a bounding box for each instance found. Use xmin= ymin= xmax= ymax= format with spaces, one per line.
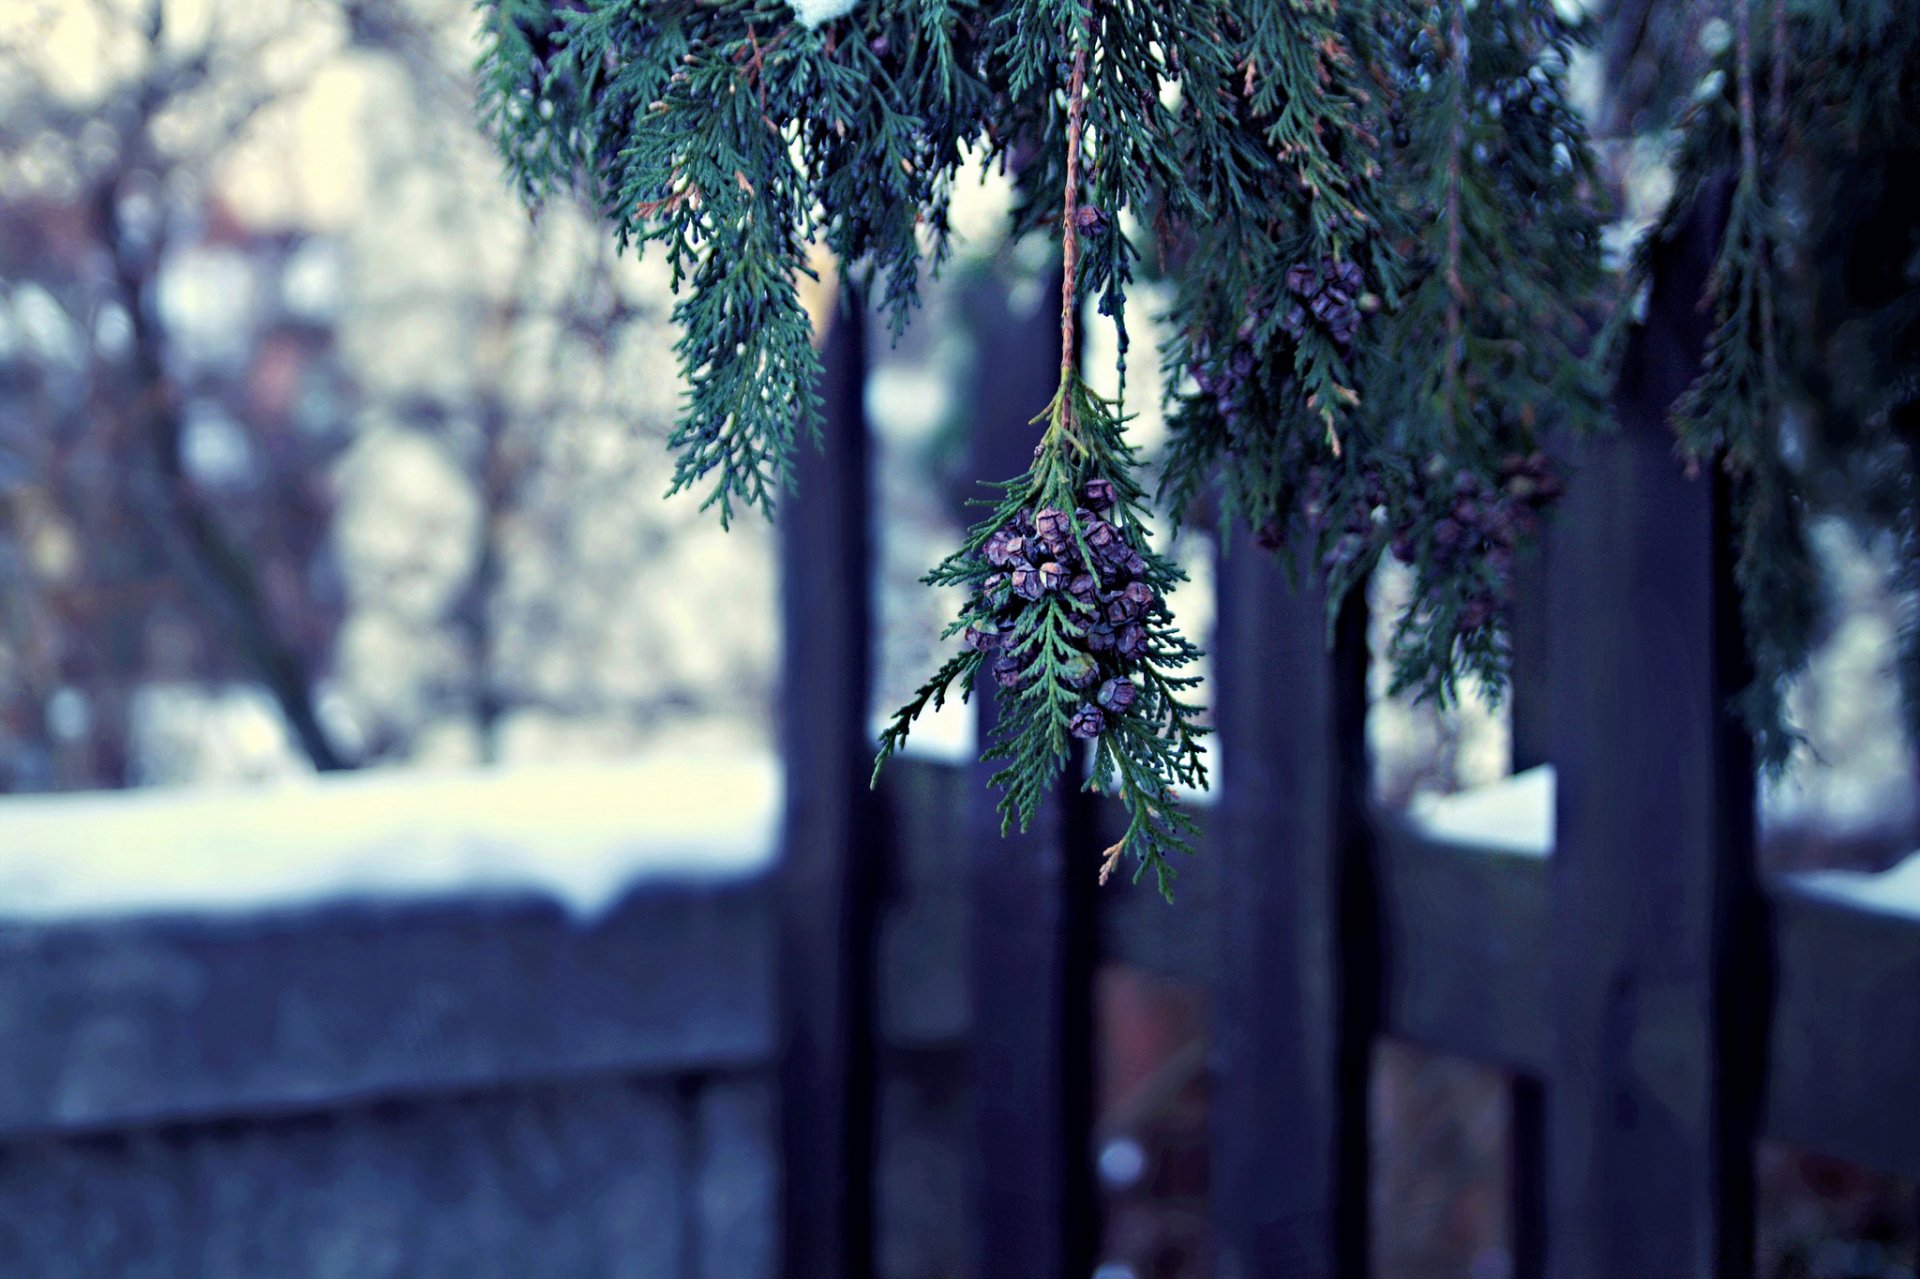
xmin=780 ymin=202 xmax=1920 ymax=1275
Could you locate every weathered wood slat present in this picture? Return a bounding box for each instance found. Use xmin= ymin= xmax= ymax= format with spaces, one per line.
xmin=1371 ymin=821 xmax=1552 ymax=1071
xmin=0 ymin=884 xmax=777 ymax=1141
xmin=967 ymin=771 xmax=1096 ymax=1279
xmin=1763 ymin=877 xmax=1920 ymax=1179
xmin=1544 ymin=179 xmax=1763 ymax=1279
xmin=1370 ymin=817 xmax=1920 ymax=1186
xmin=959 ymin=270 xmax=1099 ymax=1279
xmin=1209 ymin=538 xmax=1373 ymax=1279
xmin=0 ymin=1076 xmax=706 ymax=1278
xmin=777 ymin=294 xmax=879 ymax=1279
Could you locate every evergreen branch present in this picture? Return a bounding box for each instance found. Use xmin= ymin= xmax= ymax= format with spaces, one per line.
xmin=472 ymin=0 xmax=1920 ymax=861
xmin=871 ymin=648 xmax=984 ymax=783
xmin=1665 ymin=2 xmax=1812 ymax=768
xmin=878 ymin=376 xmax=1209 ymax=888
xmin=1441 ymin=0 xmax=1468 ymax=432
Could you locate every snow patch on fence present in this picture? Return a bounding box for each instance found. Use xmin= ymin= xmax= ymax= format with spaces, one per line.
xmin=1792 ymin=850 xmax=1920 ymax=920
xmin=0 ymin=754 xmax=779 ymax=922
xmin=1413 ymin=766 xmax=1920 ymax=923
xmin=1410 ymin=765 xmax=1554 ymax=856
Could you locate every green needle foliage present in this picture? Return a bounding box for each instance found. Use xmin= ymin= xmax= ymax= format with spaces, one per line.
xmin=1158 ymin=0 xmax=1605 ymax=707
xmin=1637 ymin=0 xmax=1920 ymax=767
xmin=874 ymin=377 xmax=1208 ymax=895
xmin=1369 ymin=0 xmax=1607 ymax=701
xmin=477 ymin=0 xmax=1920 ymax=860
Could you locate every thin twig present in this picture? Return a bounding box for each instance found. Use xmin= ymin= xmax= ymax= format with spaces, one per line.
xmin=1059 ymin=22 xmax=1090 ymax=390
xmin=1734 ymin=0 xmax=1759 ymax=192
xmin=1734 ymin=0 xmax=1778 ymax=381
xmin=1442 ymin=0 xmax=1468 ymax=428
xmin=1768 ymin=0 xmax=1787 ymax=145
xmin=1762 ymin=0 xmax=1789 ymax=391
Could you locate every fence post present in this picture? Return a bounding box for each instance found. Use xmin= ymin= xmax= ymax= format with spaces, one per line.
xmin=960 ymin=268 xmax=1100 ymax=1279
xmin=777 ymin=290 xmax=878 ymax=1279
xmin=1545 ymin=179 xmax=1765 ymax=1279
xmin=1508 ymin=536 xmax=1553 ymax=1279
xmin=1210 ymin=537 xmax=1374 ymax=1279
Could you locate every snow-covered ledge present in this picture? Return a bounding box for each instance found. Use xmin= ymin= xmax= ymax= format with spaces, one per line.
xmin=0 ymin=755 xmax=783 ymax=1138
xmin=0 ymin=755 xmax=780 ymax=921
xmin=1405 ymin=762 xmax=1920 ymax=923
xmin=1409 ymin=765 xmax=1556 ymax=858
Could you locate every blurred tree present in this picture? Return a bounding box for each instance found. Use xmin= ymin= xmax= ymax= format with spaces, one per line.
xmin=0 ymin=0 xmax=774 ymax=790
xmin=0 ymin=0 xmax=360 ymax=784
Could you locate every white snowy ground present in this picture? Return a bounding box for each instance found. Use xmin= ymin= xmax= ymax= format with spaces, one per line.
xmin=0 ymin=754 xmax=779 ymax=922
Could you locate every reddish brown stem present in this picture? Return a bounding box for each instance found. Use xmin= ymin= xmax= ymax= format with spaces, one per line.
xmin=1059 ymin=28 xmax=1090 ymax=390
xmin=1442 ymin=1 xmax=1467 ymax=427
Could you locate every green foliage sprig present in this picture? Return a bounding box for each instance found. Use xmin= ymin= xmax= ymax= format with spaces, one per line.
xmin=1157 ymin=0 xmax=1607 ymax=705
xmin=477 ymin=0 xmax=1920 ymax=851
xmin=1642 ymin=0 xmax=1920 ymax=767
xmin=475 ymin=0 xmax=1617 ymax=878
xmin=873 ymin=378 xmax=1209 ymax=895
xmin=1368 ymin=0 xmax=1608 ymax=702
xmin=874 ymin=28 xmax=1208 ymax=892
xmin=480 ymin=0 xmax=992 ymax=522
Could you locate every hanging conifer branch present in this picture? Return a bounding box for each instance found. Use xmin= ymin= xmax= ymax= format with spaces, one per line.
xmin=474 ymin=0 xmax=1920 ymax=858
xmin=1666 ymin=0 xmax=1815 ymax=767
xmin=875 ymin=12 xmax=1209 ymax=896
xmin=1768 ymin=0 xmax=1787 ymax=144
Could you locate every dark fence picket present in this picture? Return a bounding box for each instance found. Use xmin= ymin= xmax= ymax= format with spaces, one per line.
xmin=1508 ymin=527 xmax=1554 ymax=1279
xmin=777 ymin=292 xmax=879 ymax=1279
xmin=1545 ymin=180 xmax=1765 ymax=1279
xmin=1507 ymin=1075 xmax=1550 ymax=1279
xmin=1210 ymin=537 xmax=1374 ymax=1279
xmin=959 ymin=270 xmax=1101 ymax=1279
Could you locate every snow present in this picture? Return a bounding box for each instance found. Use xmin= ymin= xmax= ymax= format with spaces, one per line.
xmin=1409 ymin=765 xmax=1555 ymax=857
xmin=1408 ymin=764 xmax=1920 ymax=923
xmin=0 ymin=754 xmax=779 ymax=923
xmin=790 ymin=0 xmax=863 ymax=29
xmin=1790 ymin=850 xmax=1920 ymax=920
xmin=871 ymin=697 xmax=975 ymax=765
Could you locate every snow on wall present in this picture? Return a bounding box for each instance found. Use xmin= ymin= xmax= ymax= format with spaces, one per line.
xmin=0 ymin=754 xmax=779 ymax=923
xmin=1409 ymin=764 xmax=1555 ymax=857
xmin=1410 ymin=763 xmax=1920 ymax=921
xmin=1792 ymin=851 xmax=1920 ymax=920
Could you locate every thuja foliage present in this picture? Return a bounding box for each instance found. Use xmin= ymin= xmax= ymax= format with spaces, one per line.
xmin=874 ymin=379 xmax=1207 ymax=893
xmin=469 ymin=0 xmax=1605 ymax=887
xmin=1624 ymin=0 xmax=1920 ymax=766
xmin=477 ymin=0 xmax=1920 ymax=874
xmin=1158 ymin=0 xmax=1605 ymax=702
